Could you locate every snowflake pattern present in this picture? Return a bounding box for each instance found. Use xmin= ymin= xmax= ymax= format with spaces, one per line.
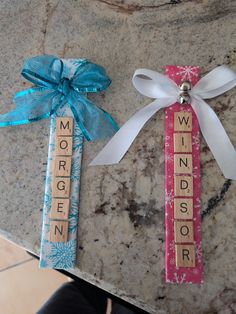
xmin=42 ymin=240 xmax=77 ymax=269
xmin=40 ymin=61 xmax=83 ymax=269
xmin=165 ymin=153 xmax=174 ymax=162
xmin=195 ymin=242 xmax=203 ymax=263
xmin=165 ymin=188 xmax=174 ymax=207
xmin=176 ymin=66 xmax=199 ymax=81
xmin=173 ymin=273 xmax=186 ymax=284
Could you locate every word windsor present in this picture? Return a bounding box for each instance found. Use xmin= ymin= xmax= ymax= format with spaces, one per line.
xmin=174 ymin=112 xmax=196 ymax=267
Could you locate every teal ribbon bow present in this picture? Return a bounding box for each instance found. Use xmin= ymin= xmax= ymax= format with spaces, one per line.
xmin=0 ymin=55 xmax=119 ymax=141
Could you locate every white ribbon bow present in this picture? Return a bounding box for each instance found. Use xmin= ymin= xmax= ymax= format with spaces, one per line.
xmin=91 ymin=66 xmax=236 ymax=180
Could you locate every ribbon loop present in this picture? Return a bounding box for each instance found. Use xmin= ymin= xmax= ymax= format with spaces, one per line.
xmin=0 ymin=55 xmax=119 ymax=141
xmin=91 ymin=65 xmax=236 ymax=180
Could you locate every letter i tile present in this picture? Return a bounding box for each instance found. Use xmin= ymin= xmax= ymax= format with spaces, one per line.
xmin=164 ymin=65 xmax=203 ymax=284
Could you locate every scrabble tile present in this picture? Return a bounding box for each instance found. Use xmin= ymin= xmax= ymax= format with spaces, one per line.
xmin=52 ymin=178 xmax=71 ymax=198
xmin=174 ymin=220 xmax=194 ymax=243
xmin=54 ymin=156 xmax=72 ymax=177
xmin=175 ymin=244 xmax=195 ymax=268
xmin=174 ymin=154 xmax=193 ymax=174
xmin=49 ymin=220 xmax=69 ymax=243
xmin=174 ymin=198 xmax=193 ymax=219
xmin=174 ymin=175 xmax=193 ymax=197
xmin=55 ymin=136 xmax=73 ymax=156
xmin=174 ymin=112 xmax=192 ymax=132
xmin=50 ymin=198 xmax=70 ymax=220
xmin=174 ymin=133 xmax=192 ymax=153
xmin=56 ymin=117 xmax=74 ymax=136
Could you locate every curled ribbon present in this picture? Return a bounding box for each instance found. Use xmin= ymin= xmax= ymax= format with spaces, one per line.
xmin=91 ymin=66 xmax=236 ymax=180
xmin=0 ymin=55 xmax=119 ymax=141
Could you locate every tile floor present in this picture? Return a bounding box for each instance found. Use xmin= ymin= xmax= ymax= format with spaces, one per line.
xmin=0 ymin=236 xmax=68 ymax=314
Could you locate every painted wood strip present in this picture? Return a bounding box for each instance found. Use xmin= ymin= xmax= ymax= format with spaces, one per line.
xmin=165 ymin=65 xmax=203 ymax=284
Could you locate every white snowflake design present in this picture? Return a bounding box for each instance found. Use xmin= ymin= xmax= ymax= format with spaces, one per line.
xmin=165 ymin=188 xmax=174 ymax=207
xmin=194 ymin=197 xmax=201 ymax=208
xmin=165 ymin=153 xmax=174 ymax=162
xmin=169 ymin=240 xmax=176 ymax=253
xmin=192 ymin=133 xmax=200 ymax=146
xmin=192 ymin=166 xmax=200 ymax=179
xmin=173 ymin=272 xmax=186 ymax=284
xmin=47 ymin=240 xmax=77 ymax=269
xmin=176 ymin=66 xmax=199 ymax=81
xmin=195 ymin=242 xmax=203 ymax=263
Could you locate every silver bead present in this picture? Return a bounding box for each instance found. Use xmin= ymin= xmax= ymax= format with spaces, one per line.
xmin=179 ymin=92 xmax=190 ymax=104
xmin=179 ymin=80 xmax=192 ymax=91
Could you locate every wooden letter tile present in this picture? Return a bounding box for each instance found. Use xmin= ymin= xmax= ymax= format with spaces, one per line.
xmin=175 ymin=244 xmax=195 ymax=268
xmin=55 ymin=136 xmax=73 ymax=156
xmin=174 ymin=154 xmax=192 ymax=174
xmin=54 ymin=156 xmax=72 ymax=177
xmin=49 ymin=220 xmax=69 ymax=243
xmin=52 ymin=177 xmax=71 ymax=198
xmin=174 ymin=133 xmax=192 ymax=153
xmin=174 ymin=112 xmax=192 ymax=132
xmin=50 ymin=198 xmax=70 ymax=220
xmin=56 ymin=117 xmax=74 ymax=136
xmin=174 ymin=220 xmax=194 ymax=243
xmin=174 ymin=198 xmax=193 ymax=219
xmin=174 ymin=175 xmax=193 ymax=197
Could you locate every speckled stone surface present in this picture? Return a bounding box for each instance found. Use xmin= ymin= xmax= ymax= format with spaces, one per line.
xmin=0 ymin=1 xmax=236 ymax=313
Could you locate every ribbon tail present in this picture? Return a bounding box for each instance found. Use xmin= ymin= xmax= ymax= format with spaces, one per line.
xmin=0 ymin=87 xmax=60 ymax=127
xmin=68 ymin=91 xmax=119 ymax=141
xmin=90 ymin=98 xmax=176 ymax=165
xmin=191 ymin=97 xmax=236 ymax=180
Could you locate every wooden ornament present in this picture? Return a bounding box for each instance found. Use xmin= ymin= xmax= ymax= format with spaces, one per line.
xmin=49 ymin=220 xmax=69 ymax=243
xmin=174 ymin=198 xmax=193 ymax=220
xmin=175 ymin=244 xmax=196 ymax=268
xmin=174 ymin=112 xmax=192 ymax=132
xmin=174 ymin=133 xmax=192 ymax=153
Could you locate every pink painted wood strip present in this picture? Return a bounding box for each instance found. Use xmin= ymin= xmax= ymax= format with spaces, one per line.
xmin=165 ymin=66 xmax=203 ymax=284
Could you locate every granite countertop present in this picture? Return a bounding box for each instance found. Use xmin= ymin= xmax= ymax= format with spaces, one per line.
xmin=0 ymin=1 xmax=236 ymax=313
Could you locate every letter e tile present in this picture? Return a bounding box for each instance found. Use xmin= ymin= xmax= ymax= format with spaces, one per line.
xmin=50 ymin=198 xmax=70 ymax=220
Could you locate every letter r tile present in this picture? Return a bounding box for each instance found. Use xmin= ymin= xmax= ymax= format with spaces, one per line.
xmin=175 ymin=244 xmax=195 ymax=268
xmin=54 ymin=156 xmax=72 ymax=177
